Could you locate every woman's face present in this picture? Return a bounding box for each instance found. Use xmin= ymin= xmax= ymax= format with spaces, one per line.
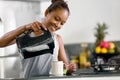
xmin=43 ymin=8 xmax=69 ymax=33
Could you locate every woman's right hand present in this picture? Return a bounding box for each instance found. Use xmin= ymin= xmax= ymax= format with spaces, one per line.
xmin=25 ymin=21 xmax=47 ymax=32
xmin=24 ymin=21 xmax=47 ymax=36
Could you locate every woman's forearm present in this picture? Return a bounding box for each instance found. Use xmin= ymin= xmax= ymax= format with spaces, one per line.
xmin=0 ymin=21 xmax=46 ymax=47
xmin=57 ymin=34 xmax=69 ymax=64
xmin=0 ymin=26 xmax=26 ymax=47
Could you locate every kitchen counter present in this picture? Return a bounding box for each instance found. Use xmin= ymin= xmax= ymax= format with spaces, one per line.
xmin=1 ymin=71 xmax=120 ymax=80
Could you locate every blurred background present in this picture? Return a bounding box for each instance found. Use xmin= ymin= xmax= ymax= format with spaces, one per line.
xmin=0 ymin=0 xmax=120 ymax=78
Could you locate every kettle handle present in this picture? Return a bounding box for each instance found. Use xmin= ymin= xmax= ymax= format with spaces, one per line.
xmin=23 ymin=28 xmax=51 ymax=40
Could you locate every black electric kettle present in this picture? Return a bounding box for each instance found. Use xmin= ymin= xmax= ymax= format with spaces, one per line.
xmin=16 ymin=29 xmax=55 ymax=59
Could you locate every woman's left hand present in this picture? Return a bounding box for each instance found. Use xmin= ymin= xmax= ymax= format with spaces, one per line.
xmin=64 ymin=62 xmax=77 ymax=75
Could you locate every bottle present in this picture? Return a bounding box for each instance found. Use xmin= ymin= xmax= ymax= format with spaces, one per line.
xmin=79 ymin=43 xmax=91 ymax=68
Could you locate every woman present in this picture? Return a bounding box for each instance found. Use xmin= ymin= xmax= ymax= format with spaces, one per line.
xmin=0 ymin=0 xmax=77 ymax=78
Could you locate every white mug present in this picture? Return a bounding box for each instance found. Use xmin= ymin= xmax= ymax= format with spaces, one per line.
xmin=51 ymin=61 xmax=64 ymax=76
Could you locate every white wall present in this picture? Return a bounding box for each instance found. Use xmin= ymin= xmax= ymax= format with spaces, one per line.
xmin=57 ymin=0 xmax=120 ymax=44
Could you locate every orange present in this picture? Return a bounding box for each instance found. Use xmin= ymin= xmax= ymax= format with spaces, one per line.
xmin=84 ymin=62 xmax=91 ymax=68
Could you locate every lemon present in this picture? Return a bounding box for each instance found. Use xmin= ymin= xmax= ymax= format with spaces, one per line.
xmin=95 ymin=46 xmax=101 ymax=54
xmin=109 ymin=42 xmax=115 ymax=49
xmin=101 ymin=48 xmax=107 ymax=54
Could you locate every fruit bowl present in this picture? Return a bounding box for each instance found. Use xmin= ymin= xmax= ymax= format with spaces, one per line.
xmin=94 ymin=52 xmax=120 ymax=62
xmin=94 ymin=41 xmax=120 ymax=62
xmin=93 ymin=46 xmax=120 ymax=62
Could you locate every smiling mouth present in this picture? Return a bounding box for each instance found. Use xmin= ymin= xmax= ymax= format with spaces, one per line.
xmin=51 ymin=25 xmax=57 ymax=30
xmin=48 ymin=23 xmax=58 ymax=31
